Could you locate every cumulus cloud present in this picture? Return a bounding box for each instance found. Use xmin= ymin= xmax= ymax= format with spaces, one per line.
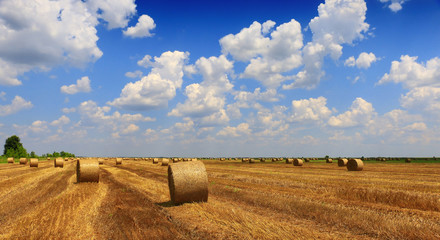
xmin=380 ymin=0 xmax=407 ymax=12
xmin=345 ymin=52 xmax=377 ymax=69
xmin=217 ymin=123 xmax=251 ymax=137
xmin=123 ymin=14 xmax=155 ymax=38
xmin=220 ymin=19 xmax=303 ymax=88
xmin=328 ymin=97 xmax=376 ymax=127
xmin=284 ymin=0 xmax=369 ymax=89
xmin=120 ymin=123 xmax=139 ymax=135
xmin=291 ymin=96 xmax=332 ymax=122
xmin=400 ymin=87 xmax=440 ymax=113
xmin=0 ymin=95 xmax=33 ymax=116
xmin=60 ymin=76 xmax=92 ymax=94
xmin=109 ymin=51 xmax=189 ymax=110
xmin=62 ymin=107 xmax=76 ymax=114
xmin=0 ymin=0 xmax=137 ymax=86
xmin=50 ymin=115 xmax=70 ymax=127
xmin=125 ymin=70 xmax=143 ymax=78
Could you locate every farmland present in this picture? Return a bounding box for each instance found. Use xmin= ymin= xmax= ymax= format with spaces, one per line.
xmin=0 ymin=158 xmax=439 ymax=239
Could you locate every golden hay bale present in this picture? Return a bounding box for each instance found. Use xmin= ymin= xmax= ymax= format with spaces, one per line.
xmin=47 ymin=157 xmax=51 ymax=161
xmin=172 ymin=158 xmax=179 ymax=163
xmin=347 ymin=158 xmax=364 ymax=171
xmin=98 ymin=158 xmax=104 ymax=165
xmin=161 ymin=158 xmax=170 ymax=166
xmin=405 ymin=158 xmax=412 ymax=163
xmin=220 ymin=158 xmax=225 ymax=161
xmin=153 ymin=158 xmax=159 ymax=164
xmin=54 ymin=157 xmax=64 ymax=168
xmin=242 ymin=158 xmax=249 ymax=162
xmin=30 ymin=158 xmax=38 ymax=167
xmin=76 ymin=159 xmax=99 ymax=183
xmin=293 ymin=158 xmax=303 ymax=166
xmin=19 ymin=158 xmax=27 ymax=165
xmin=338 ymin=158 xmax=348 ymax=167
xmin=326 ymin=158 xmax=333 ymax=163
xmin=168 ymin=161 xmax=208 ymax=204
xmin=64 ymin=157 xmax=68 ymax=161
xmin=183 ymin=158 xmax=188 ymax=162
xmin=192 ymin=158 xmax=197 ymax=161
xmin=260 ymin=158 xmax=266 ymax=162
xmin=7 ymin=157 xmax=14 ymax=163
xmin=304 ymin=158 xmax=310 ymax=162
xmin=116 ymin=158 xmax=123 ymax=165
xmin=286 ymin=158 xmax=294 ymax=164
xmin=249 ymin=159 xmax=257 ymax=163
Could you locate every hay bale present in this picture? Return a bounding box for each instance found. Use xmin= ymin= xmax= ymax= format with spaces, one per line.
xmin=304 ymin=158 xmax=310 ymax=162
xmin=405 ymin=158 xmax=412 ymax=163
xmin=286 ymin=158 xmax=294 ymax=164
xmin=338 ymin=158 xmax=348 ymax=167
xmin=293 ymin=158 xmax=303 ymax=166
xmin=242 ymin=158 xmax=249 ymax=162
xmin=54 ymin=157 xmax=64 ymax=168
xmin=47 ymin=157 xmax=51 ymax=161
xmin=7 ymin=157 xmax=14 ymax=163
xmin=161 ymin=158 xmax=170 ymax=166
xmin=30 ymin=158 xmax=38 ymax=167
xmin=116 ymin=158 xmax=122 ymax=165
xmin=153 ymin=158 xmax=159 ymax=164
xmin=168 ymin=161 xmax=208 ymax=204
xmin=192 ymin=158 xmax=198 ymax=161
xmin=326 ymin=158 xmax=333 ymax=163
xmin=19 ymin=158 xmax=27 ymax=165
xmin=172 ymin=158 xmax=179 ymax=163
xmin=249 ymin=159 xmax=257 ymax=163
xmin=64 ymin=157 xmax=68 ymax=161
xmin=220 ymin=158 xmax=225 ymax=161
xmin=98 ymin=158 xmax=104 ymax=165
xmin=260 ymin=158 xmax=266 ymax=163
xmin=76 ymin=159 xmax=99 ymax=183
xmin=347 ymin=158 xmax=364 ymax=171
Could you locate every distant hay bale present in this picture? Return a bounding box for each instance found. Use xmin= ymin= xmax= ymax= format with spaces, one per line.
xmin=260 ymin=158 xmax=266 ymax=163
xmin=192 ymin=158 xmax=197 ymax=161
xmin=338 ymin=158 xmax=348 ymax=167
xmin=326 ymin=158 xmax=333 ymax=163
xmin=293 ymin=158 xmax=303 ymax=166
xmin=47 ymin=157 xmax=51 ymax=161
xmin=19 ymin=158 xmax=27 ymax=165
xmin=168 ymin=161 xmax=208 ymax=204
xmin=220 ymin=158 xmax=225 ymax=161
xmin=153 ymin=158 xmax=159 ymax=164
xmin=242 ymin=158 xmax=249 ymax=162
xmin=30 ymin=158 xmax=38 ymax=167
xmin=161 ymin=158 xmax=170 ymax=166
xmin=172 ymin=158 xmax=179 ymax=163
xmin=304 ymin=158 xmax=310 ymax=162
xmin=249 ymin=159 xmax=257 ymax=163
xmin=7 ymin=157 xmax=14 ymax=163
xmin=183 ymin=158 xmax=188 ymax=162
xmin=286 ymin=158 xmax=294 ymax=164
xmin=76 ymin=159 xmax=99 ymax=183
xmin=405 ymin=158 xmax=412 ymax=163
xmin=54 ymin=157 xmax=64 ymax=168
xmin=64 ymin=157 xmax=68 ymax=161
xmin=347 ymin=158 xmax=364 ymax=171
xmin=116 ymin=158 xmax=123 ymax=165
xmin=98 ymin=158 xmax=104 ymax=165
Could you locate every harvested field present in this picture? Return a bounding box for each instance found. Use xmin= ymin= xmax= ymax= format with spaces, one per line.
xmin=0 ymin=159 xmax=440 ymax=239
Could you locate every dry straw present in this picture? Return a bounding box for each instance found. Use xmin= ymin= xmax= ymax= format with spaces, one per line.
xmin=7 ymin=157 xmax=13 ymax=163
xmin=98 ymin=158 xmax=104 ymax=165
xmin=286 ymin=158 xmax=294 ymax=164
xmin=76 ymin=159 xmax=99 ymax=183
xmin=153 ymin=158 xmax=159 ymax=164
xmin=293 ymin=158 xmax=303 ymax=166
xmin=347 ymin=158 xmax=364 ymax=171
xmin=161 ymin=158 xmax=170 ymax=166
xmin=30 ymin=158 xmax=38 ymax=167
xmin=54 ymin=157 xmax=64 ymax=168
xmin=19 ymin=158 xmax=27 ymax=165
xmin=116 ymin=158 xmax=123 ymax=165
xmin=326 ymin=158 xmax=333 ymax=163
xmin=168 ymin=161 xmax=208 ymax=204
xmin=338 ymin=158 xmax=348 ymax=167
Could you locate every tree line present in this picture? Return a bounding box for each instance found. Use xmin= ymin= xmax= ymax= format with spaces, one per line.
xmin=2 ymin=135 xmax=75 ymax=158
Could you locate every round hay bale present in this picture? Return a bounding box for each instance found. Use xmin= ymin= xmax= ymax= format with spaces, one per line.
xmin=64 ymin=157 xmax=68 ymax=161
xmin=405 ymin=158 xmax=412 ymax=163
xmin=338 ymin=158 xmax=348 ymax=167
xmin=260 ymin=158 xmax=266 ymax=163
xmin=286 ymin=158 xmax=294 ymax=164
xmin=172 ymin=158 xmax=179 ymax=163
xmin=29 ymin=158 xmax=38 ymax=167
xmin=168 ymin=161 xmax=208 ymax=204
xmin=249 ymin=159 xmax=257 ymax=163
xmin=7 ymin=157 xmax=14 ymax=164
xmin=192 ymin=158 xmax=198 ymax=161
xmin=220 ymin=158 xmax=225 ymax=161
xmin=47 ymin=157 xmax=51 ymax=161
xmin=161 ymin=158 xmax=170 ymax=166
xmin=152 ymin=158 xmax=159 ymax=164
xmin=98 ymin=158 xmax=104 ymax=165
xmin=326 ymin=158 xmax=333 ymax=163
xmin=347 ymin=159 xmax=364 ymax=171
xmin=293 ymin=158 xmax=303 ymax=166
xmin=304 ymin=158 xmax=310 ymax=162
xmin=116 ymin=158 xmax=122 ymax=165
xmin=76 ymin=159 xmax=99 ymax=183
xmin=19 ymin=158 xmax=27 ymax=165
xmin=242 ymin=158 xmax=249 ymax=162
xmin=54 ymin=157 xmax=64 ymax=168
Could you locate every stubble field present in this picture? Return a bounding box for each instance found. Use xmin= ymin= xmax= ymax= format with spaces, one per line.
xmin=0 ymin=158 xmax=439 ymax=240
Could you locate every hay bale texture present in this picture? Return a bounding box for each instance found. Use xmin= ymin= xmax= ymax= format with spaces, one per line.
xmin=19 ymin=158 xmax=27 ymax=165
xmin=326 ymin=158 xmax=333 ymax=163
xmin=98 ymin=158 xmax=104 ymax=165
xmin=153 ymin=158 xmax=159 ymax=164
xmin=7 ymin=157 xmax=14 ymax=163
xmin=116 ymin=158 xmax=122 ymax=165
xmin=249 ymin=159 xmax=257 ymax=163
xmin=54 ymin=157 xmax=64 ymax=168
xmin=347 ymin=158 xmax=364 ymax=171
xmin=293 ymin=158 xmax=303 ymax=166
xmin=168 ymin=161 xmax=208 ymax=204
xmin=286 ymin=158 xmax=294 ymax=164
xmin=30 ymin=158 xmax=38 ymax=167
xmin=161 ymin=158 xmax=170 ymax=166
xmin=76 ymin=159 xmax=99 ymax=183
xmin=338 ymin=158 xmax=348 ymax=167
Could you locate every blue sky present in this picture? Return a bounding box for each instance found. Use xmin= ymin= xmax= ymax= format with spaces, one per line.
xmin=1 ymin=0 xmax=440 ymax=157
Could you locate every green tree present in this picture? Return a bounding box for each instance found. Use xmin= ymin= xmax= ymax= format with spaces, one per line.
xmin=30 ymin=151 xmax=37 ymax=158
xmin=3 ymin=135 xmax=28 ymax=158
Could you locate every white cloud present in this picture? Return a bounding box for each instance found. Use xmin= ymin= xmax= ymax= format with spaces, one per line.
xmin=403 ymin=122 xmax=427 ymax=131
xmin=284 ymin=0 xmax=369 ymax=90
xmin=120 ymin=123 xmax=139 ymax=134
xmin=0 ymin=91 xmax=5 ymax=101
xmin=60 ymin=76 xmax=92 ymax=94
xmin=0 ymin=95 xmax=33 ymax=116
xmin=345 ymin=52 xmax=377 ymax=69
xmin=380 ymin=0 xmax=407 ymax=12
xmin=378 ymin=55 xmax=440 ymax=89
xmin=217 ymin=123 xmax=251 ymax=137
xmin=291 ymin=96 xmax=332 ymax=122
xmin=123 ymin=14 xmax=155 ymax=38
xmin=328 ymin=97 xmax=375 ymax=127
xmin=400 ymin=87 xmax=440 ymax=113
xmin=109 ymin=51 xmax=189 ymax=110
xmin=125 ymin=70 xmax=143 ymax=78
xmin=62 ymin=107 xmax=76 ymax=113
xmin=85 ymin=0 xmax=136 ymax=29
xmin=50 ymin=115 xmax=70 ymax=127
